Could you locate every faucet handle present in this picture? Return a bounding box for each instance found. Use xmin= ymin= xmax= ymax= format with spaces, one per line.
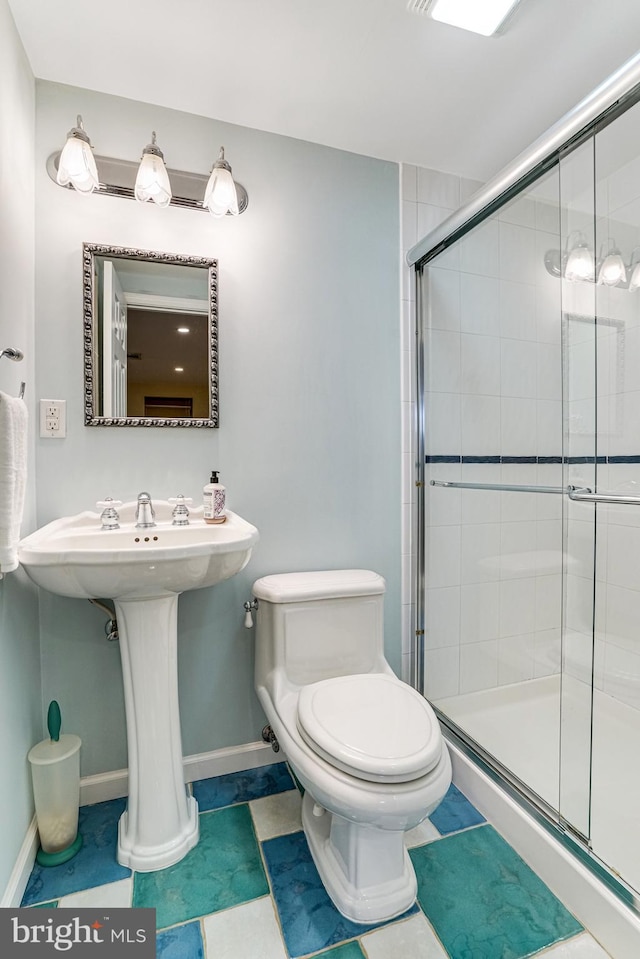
xmin=169 ymin=495 xmax=192 ymax=526
xmin=96 ymin=497 xmax=122 ymax=530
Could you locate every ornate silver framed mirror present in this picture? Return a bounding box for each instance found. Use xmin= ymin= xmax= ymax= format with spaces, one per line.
xmin=82 ymin=243 xmax=218 ymax=427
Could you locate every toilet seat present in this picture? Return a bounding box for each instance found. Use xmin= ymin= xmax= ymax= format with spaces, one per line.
xmin=296 ymin=674 xmax=442 ymax=784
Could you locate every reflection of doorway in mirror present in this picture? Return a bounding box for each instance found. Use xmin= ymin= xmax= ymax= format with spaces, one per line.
xmin=102 ymin=261 xmax=128 ymax=417
xmin=126 ymin=309 xmax=209 ymax=418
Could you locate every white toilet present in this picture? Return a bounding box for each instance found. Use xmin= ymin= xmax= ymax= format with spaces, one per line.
xmin=253 ymin=569 xmax=451 ymax=924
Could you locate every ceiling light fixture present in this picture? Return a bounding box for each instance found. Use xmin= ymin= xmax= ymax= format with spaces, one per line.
xmin=134 ymin=132 xmax=172 ymax=208
xmin=56 ymin=115 xmax=99 ymax=195
xmin=425 ymin=0 xmax=522 ymax=36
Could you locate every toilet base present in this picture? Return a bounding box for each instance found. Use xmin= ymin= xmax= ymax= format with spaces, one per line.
xmin=301 ymin=791 xmax=417 ymax=924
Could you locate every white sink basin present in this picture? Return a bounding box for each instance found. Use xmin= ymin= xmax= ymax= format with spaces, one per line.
xmin=18 ymin=500 xmax=259 ymax=873
xmin=18 ymin=501 xmax=258 ymax=600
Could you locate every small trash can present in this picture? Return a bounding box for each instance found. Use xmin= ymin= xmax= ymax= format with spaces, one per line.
xmin=28 ymin=701 xmax=83 ymax=867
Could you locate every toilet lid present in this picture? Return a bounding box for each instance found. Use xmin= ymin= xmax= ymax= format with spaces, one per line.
xmin=296 ymin=674 xmax=442 ymax=784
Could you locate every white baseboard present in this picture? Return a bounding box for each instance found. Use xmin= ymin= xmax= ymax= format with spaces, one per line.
xmin=0 ymin=816 xmax=39 ymax=908
xmin=79 ymin=739 xmax=276 ymax=806
xmin=3 ymin=739 xmax=278 ymax=907
xmin=448 ymin=737 xmax=640 ymax=959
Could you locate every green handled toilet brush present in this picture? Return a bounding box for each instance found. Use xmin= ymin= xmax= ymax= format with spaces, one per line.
xmin=28 ymin=701 xmax=83 ymax=866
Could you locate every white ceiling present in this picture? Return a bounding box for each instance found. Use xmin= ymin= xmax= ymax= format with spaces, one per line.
xmin=8 ymin=0 xmax=640 ymax=183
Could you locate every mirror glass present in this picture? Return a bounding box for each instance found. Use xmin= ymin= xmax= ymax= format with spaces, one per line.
xmin=82 ymin=243 xmax=218 ymax=427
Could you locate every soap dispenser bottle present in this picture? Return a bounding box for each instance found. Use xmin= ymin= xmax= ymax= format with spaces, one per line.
xmin=203 ymin=471 xmax=226 ymax=524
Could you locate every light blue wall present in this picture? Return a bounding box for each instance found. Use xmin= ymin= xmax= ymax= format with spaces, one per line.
xmin=35 ymin=82 xmax=401 ymax=777
xmin=0 ymin=0 xmax=41 ymax=900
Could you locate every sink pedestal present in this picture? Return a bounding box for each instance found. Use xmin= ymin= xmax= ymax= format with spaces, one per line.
xmin=114 ymin=594 xmax=199 ymax=871
xmin=18 ymin=503 xmax=259 ymax=873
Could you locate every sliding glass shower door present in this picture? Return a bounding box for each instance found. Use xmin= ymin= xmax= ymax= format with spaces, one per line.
xmin=420 ymin=92 xmax=640 ymax=898
xmin=421 ymin=164 xmax=568 ymax=819
xmin=585 ymin=96 xmax=640 ymax=892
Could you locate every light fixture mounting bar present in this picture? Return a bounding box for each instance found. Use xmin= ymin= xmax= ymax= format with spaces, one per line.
xmin=46 ymin=151 xmax=248 ymax=214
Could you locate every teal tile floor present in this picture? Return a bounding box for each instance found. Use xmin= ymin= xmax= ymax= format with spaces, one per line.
xmin=21 ymin=763 xmax=608 ymax=958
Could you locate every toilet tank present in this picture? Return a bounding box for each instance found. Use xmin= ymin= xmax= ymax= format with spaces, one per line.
xmin=253 ymin=570 xmax=387 ymax=688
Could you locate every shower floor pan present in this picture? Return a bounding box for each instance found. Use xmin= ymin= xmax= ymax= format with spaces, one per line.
xmin=435 ymin=674 xmax=640 ymax=895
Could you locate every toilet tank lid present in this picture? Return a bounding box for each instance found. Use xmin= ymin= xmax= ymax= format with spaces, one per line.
xmin=252 ymin=569 xmax=385 ymax=603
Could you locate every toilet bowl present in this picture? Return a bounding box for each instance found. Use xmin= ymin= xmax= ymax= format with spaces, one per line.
xmin=253 ymin=569 xmax=451 ymax=923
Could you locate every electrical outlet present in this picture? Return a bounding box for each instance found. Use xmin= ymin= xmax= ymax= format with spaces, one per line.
xmin=40 ymin=399 xmax=67 ymax=438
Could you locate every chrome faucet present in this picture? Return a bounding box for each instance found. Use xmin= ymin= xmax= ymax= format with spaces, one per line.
xmin=135 ymin=492 xmax=156 ymax=529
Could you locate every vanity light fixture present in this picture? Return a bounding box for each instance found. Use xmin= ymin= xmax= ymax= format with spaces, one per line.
xmin=203 ymin=147 xmax=239 ymax=217
xmin=420 ymin=0 xmax=522 ymax=36
xmin=56 ymin=115 xmax=100 ymax=195
xmin=134 ymin=132 xmax=172 ymax=208
xmin=48 ymin=125 xmax=248 ymax=215
xmin=177 ymin=326 xmax=190 ymax=334
xmin=174 ymin=367 xmax=184 ymax=373
xmin=544 ymin=235 xmax=640 ymax=291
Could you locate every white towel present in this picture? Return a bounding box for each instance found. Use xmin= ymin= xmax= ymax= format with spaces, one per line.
xmin=0 ymin=391 xmax=28 ymax=573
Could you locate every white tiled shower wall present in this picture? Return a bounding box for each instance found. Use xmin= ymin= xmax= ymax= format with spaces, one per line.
xmin=402 ymin=153 xmax=640 ymax=714
xmin=399 ymin=164 xmax=483 ymax=684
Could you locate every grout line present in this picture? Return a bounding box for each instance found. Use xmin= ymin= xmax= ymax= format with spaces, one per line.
xmin=251 ymin=805 xmax=291 ymax=958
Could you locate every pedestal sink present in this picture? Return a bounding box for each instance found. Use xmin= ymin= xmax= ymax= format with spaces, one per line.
xmin=19 ymin=501 xmax=259 ymax=871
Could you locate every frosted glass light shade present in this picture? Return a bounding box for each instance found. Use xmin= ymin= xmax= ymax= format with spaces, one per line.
xmin=56 ymin=128 xmax=99 ymax=195
xmin=204 ymin=148 xmax=239 ymax=217
xmin=629 ymin=261 xmax=640 ymax=292
xmin=597 ymin=251 xmax=626 ymax=287
xmin=135 ymin=151 xmax=172 ymax=208
xmin=564 ymin=242 xmax=594 ymax=282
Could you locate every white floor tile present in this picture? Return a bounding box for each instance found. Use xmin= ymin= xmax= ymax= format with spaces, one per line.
xmin=404 ymin=818 xmax=440 ymax=848
xmin=361 ymin=912 xmax=448 ymax=958
xmin=202 ymin=897 xmax=287 ymax=959
xmin=249 ymin=789 xmax=302 ymax=841
xmin=58 ymin=879 xmax=132 ymax=909
xmin=541 ymin=931 xmax=611 ymax=957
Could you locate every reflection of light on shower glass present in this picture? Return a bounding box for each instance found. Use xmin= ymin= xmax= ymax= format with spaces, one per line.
xmin=597 ymin=248 xmax=626 ymax=287
xmin=174 ymin=367 xmax=184 ymax=372
xmin=565 ymin=237 xmax=594 ymax=282
xmin=177 ymin=327 xmax=190 ymax=333
xmin=429 ymin=0 xmax=521 ymax=36
xmin=629 ymin=261 xmax=640 ymax=292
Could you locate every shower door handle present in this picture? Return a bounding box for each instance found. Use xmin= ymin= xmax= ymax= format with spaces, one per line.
xmin=567 ymin=486 xmax=640 ymax=506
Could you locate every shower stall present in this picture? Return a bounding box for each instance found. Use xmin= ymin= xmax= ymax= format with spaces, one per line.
xmin=410 ymin=55 xmax=640 ymax=915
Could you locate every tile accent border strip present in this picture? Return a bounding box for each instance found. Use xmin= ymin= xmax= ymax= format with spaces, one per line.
xmin=426 ymin=454 xmax=640 ymax=464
